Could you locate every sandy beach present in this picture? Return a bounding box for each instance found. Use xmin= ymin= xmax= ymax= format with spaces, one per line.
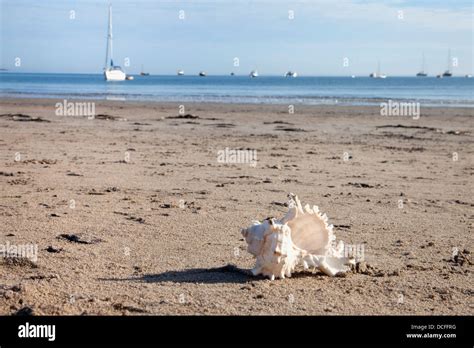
xmin=0 ymin=98 xmax=472 ymax=315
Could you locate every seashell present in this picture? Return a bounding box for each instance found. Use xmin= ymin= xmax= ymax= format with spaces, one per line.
xmin=241 ymin=193 xmax=355 ymax=280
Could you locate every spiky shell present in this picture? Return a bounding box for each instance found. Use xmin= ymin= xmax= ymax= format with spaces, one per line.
xmin=241 ymin=194 xmax=354 ymax=280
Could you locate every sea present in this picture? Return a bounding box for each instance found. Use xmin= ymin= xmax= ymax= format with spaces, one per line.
xmin=1 ymin=73 xmax=473 ymax=107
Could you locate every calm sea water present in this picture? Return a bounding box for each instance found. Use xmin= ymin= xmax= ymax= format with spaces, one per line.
xmin=1 ymin=73 xmax=473 ymax=107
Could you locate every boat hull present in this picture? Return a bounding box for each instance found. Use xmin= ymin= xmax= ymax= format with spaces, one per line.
xmin=104 ymin=69 xmax=126 ymax=81
xmin=370 ymin=73 xmax=386 ymax=79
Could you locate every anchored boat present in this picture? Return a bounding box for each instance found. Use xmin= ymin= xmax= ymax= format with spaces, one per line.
xmin=104 ymin=5 xmax=126 ymax=81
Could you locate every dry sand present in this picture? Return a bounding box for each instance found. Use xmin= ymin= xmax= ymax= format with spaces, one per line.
xmin=0 ymin=98 xmax=472 ymax=315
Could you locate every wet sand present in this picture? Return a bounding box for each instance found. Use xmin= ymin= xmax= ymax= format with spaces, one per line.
xmin=0 ymin=98 xmax=472 ymax=315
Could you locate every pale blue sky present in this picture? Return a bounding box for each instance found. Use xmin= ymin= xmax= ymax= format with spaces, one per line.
xmin=1 ymin=0 xmax=472 ymax=75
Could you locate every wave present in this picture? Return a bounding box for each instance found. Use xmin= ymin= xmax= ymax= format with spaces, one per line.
xmin=1 ymin=91 xmax=473 ymax=108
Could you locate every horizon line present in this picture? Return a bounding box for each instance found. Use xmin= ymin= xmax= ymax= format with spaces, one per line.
xmin=1 ymin=71 xmax=472 ymax=78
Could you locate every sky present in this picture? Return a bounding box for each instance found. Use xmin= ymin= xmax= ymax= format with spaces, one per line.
xmin=0 ymin=0 xmax=473 ymax=75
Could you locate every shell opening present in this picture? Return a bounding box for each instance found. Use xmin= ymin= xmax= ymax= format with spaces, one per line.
xmin=287 ymin=214 xmax=330 ymax=255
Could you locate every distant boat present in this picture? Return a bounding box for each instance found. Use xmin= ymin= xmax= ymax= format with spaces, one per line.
xmin=126 ymin=75 xmax=134 ymax=80
xmin=199 ymin=71 xmax=206 ymax=77
xmin=230 ymin=72 xmax=235 ymax=76
xmin=177 ymin=69 xmax=184 ymax=76
xmin=416 ymin=53 xmax=428 ymax=77
xmin=370 ymin=61 xmax=386 ymax=78
xmin=351 ymin=75 xmax=356 ymax=78
xmin=442 ymin=49 xmax=453 ymax=77
xmin=250 ymin=70 xmax=258 ymax=78
xmin=103 ymin=5 xmax=126 ymax=81
xmin=466 ymin=74 xmax=472 ymax=78
xmin=140 ymin=65 xmax=150 ymax=76
xmin=285 ymin=71 xmax=298 ymax=78
xmin=436 ymin=74 xmax=443 ymax=78
xmin=370 ymin=73 xmax=387 ymax=78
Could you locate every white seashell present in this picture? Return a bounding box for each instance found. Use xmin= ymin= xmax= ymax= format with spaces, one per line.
xmin=241 ymin=193 xmax=355 ymax=280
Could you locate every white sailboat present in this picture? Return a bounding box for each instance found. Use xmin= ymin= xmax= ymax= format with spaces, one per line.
xmin=250 ymin=70 xmax=259 ymax=78
xmin=104 ymin=5 xmax=126 ymax=81
xmin=416 ymin=53 xmax=428 ymax=77
xmin=370 ymin=61 xmax=386 ymax=79
xmin=442 ymin=49 xmax=453 ymax=77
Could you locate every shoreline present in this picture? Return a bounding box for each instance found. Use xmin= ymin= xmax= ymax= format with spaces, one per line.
xmin=1 ymin=95 xmax=474 ymax=109
xmin=2 ymin=97 xmax=474 ymax=121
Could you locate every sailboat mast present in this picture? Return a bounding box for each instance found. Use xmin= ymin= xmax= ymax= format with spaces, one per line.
xmin=109 ymin=5 xmax=114 ymax=67
xmin=104 ymin=5 xmax=113 ymax=69
xmin=447 ymin=49 xmax=451 ymax=71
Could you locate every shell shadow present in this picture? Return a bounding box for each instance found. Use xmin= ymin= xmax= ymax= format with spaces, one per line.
xmin=101 ymin=264 xmax=259 ymax=285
